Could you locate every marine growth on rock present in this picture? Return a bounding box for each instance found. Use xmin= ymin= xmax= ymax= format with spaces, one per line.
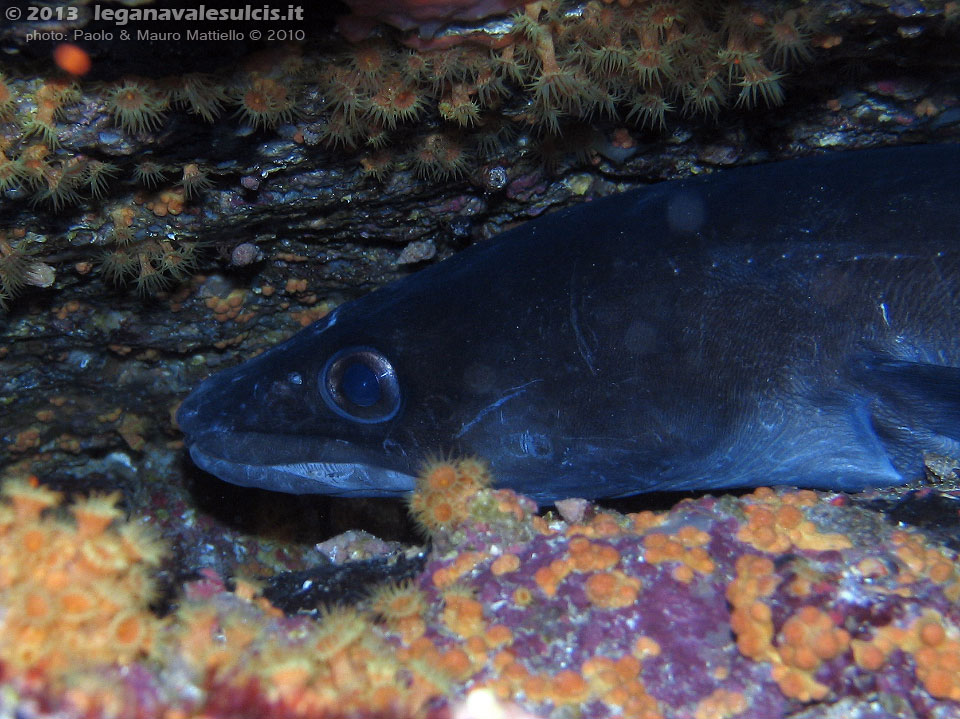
xmin=2 ymin=463 xmax=960 ymax=718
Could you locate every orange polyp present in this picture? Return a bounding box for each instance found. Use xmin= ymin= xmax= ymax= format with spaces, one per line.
xmin=405 ymin=636 xmax=438 ymax=661
xmin=522 ymin=674 xmax=550 ymax=702
xmin=351 ymin=42 xmax=387 ymax=76
xmin=750 ymin=601 xmax=772 ymax=622
xmin=752 ymin=525 xmax=779 ymax=548
xmin=928 ymin=559 xmax=954 ymax=583
xmin=443 ymin=596 xmax=485 ymax=637
xmin=748 ymin=506 xmax=777 ymax=526
xmin=371 ymin=579 xmax=426 ymax=620
xmin=21 ymin=528 xmax=46 ymax=553
xmin=512 ymin=586 xmax=533 ymax=606
xmin=790 ymin=646 xmax=820 ymax=671
xmin=569 ymin=536 xmax=591 ymax=553
xmin=42 ymin=569 xmax=71 ymax=592
xmin=24 ymin=593 xmax=49 ymax=618
xmin=551 ymin=670 xmax=590 ymax=704
xmin=614 ymin=655 xmax=640 ymax=680
xmin=615 ymin=582 xmax=639 ymax=606
xmin=456 ymin=457 xmax=492 ymax=487
xmin=572 ymin=541 xmax=620 ymax=572
xmin=922 ymin=668 xmax=956 ymax=700
xmin=773 ymin=667 xmax=817 ymax=701
xmin=813 ymin=630 xmax=844 ymax=659
xmin=70 ymin=492 xmax=124 ymax=538
xmin=604 ymin=685 xmax=630 ymax=706
xmin=439 ymin=648 xmax=473 ymax=679
xmin=500 ymin=659 xmax=529 ymax=684
xmin=491 ymin=648 xmax=515 ymax=671
xmin=431 ymin=499 xmax=456 ymax=525
xmin=534 ymin=566 xmax=557 ymax=596
xmin=586 ymin=572 xmax=616 ymax=598
xmin=790 ymin=490 xmax=819 ymax=505
xmin=775 ymin=505 xmax=803 ymax=528
xmin=736 ymin=629 xmax=766 ymax=658
xmin=633 ymin=636 xmax=661 ymax=658
xmin=688 ymin=547 xmax=715 ymax=573
xmin=941 ymin=646 xmax=960 ymax=671
xmin=582 ymin=656 xmax=615 ymax=674
xmin=425 ymin=462 xmax=457 ymax=492
xmin=490 ymin=553 xmax=520 ymax=575
xmin=571 ymin=552 xmax=594 ymax=572
xmin=676 ymin=525 xmax=708 ymax=545
xmin=113 ymin=614 xmax=145 ymax=646
xmin=695 ymin=688 xmax=748 ymax=719
xmin=662 ymin=539 xmax=684 ymax=560
xmin=853 ymin=641 xmax=886 ymax=671
xmin=463 ymin=634 xmax=487 ymax=664
xmin=484 ymin=623 xmax=513 ymax=648
xmin=59 ymin=591 xmax=94 ymax=614
xmin=72 ymin=510 xmax=117 ymax=538
xmin=431 ymin=567 xmax=450 ymax=588
xmin=741 ymin=554 xmax=774 ymax=576
xmin=5 ymin=480 xmax=61 ymax=521
xmin=268 ymin=661 xmax=311 ymax=695
xmin=396 ymin=615 xmax=426 ymax=642
xmin=781 ymin=619 xmax=806 ymax=646
xmin=780 ymin=673 xmax=804 ymax=698
xmin=585 ymin=570 xmax=640 ymax=608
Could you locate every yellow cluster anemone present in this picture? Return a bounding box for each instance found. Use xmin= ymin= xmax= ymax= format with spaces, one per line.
xmin=0 ymin=477 xmax=167 ymax=677
xmin=407 ymin=456 xmax=493 ymax=535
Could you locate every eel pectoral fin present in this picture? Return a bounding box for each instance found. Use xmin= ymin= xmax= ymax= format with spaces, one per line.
xmin=852 ymin=355 xmax=960 ymax=441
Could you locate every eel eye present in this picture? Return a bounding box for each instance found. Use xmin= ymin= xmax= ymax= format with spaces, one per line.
xmin=320 ymin=347 xmax=401 ymax=423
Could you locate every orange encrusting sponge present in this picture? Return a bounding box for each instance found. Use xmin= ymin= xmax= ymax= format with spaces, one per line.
xmin=736 ymin=487 xmax=853 ymax=553
xmin=851 ymin=608 xmax=960 ymax=701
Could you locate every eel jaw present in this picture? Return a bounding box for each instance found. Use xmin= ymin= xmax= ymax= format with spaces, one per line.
xmin=184 ymin=431 xmax=416 ymax=497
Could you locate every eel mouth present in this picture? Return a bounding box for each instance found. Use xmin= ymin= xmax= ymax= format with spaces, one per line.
xmin=183 ymin=430 xmax=416 ymax=497
xmin=176 ymin=366 xmax=418 ymax=497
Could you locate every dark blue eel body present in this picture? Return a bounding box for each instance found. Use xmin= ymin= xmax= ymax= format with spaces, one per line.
xmin=178 ymin=145 xmax=960 ymax=502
